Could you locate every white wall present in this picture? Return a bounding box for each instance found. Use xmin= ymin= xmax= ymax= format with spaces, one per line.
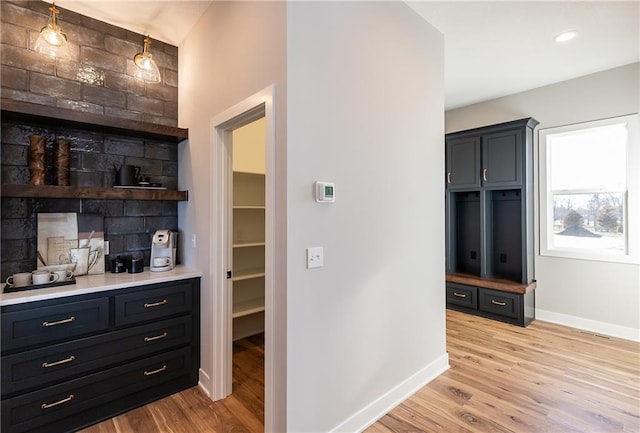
xmin=287 ymin=3 xmax=447 ymax=432
xmin=446 ymin=63 xmax=640 ymax=340
xmin=178 ymin=2 xmax=287 ymax=431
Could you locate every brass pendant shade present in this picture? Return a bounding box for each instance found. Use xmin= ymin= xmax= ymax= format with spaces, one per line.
xmin=34 ymin=2 xmax=70 ymax=58
xmin=134 ymin=35 xmax=162 ymax=83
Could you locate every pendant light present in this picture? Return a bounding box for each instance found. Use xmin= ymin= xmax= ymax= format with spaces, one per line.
xmin=134 ymin=35 xmax=162 ymax=83
xmin=34 ymin=2 xmax=70 ymax=58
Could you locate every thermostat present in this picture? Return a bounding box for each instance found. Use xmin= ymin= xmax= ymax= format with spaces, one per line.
xmin=315 ymin=181 xmax=335 ymax=203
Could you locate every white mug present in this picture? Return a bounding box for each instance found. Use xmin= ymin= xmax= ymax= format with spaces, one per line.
xmin=52 ymin=269 xmax=73 ymax=281
xmin=153 ymin=257 xmax=171 ymax=268
xmin=6 ymin=272 xmax=31 ymax=287
xmin=32 ymin=270 xmax=58 ymax=285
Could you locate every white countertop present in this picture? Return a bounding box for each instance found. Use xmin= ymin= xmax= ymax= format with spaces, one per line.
xmin=1 ymin=266 xmax=202 ymax=306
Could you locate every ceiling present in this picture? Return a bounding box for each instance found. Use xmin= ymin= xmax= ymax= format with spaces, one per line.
xmin=50 ymin=1 xmax=639 ymax=110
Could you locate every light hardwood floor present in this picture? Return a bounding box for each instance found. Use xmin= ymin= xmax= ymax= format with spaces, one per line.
xmin=81 ymin=310 xmax=639 ymax=433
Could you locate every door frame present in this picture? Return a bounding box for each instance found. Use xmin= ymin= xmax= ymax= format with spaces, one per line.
xmin=209 ymin=85 xmax=277 ymax=429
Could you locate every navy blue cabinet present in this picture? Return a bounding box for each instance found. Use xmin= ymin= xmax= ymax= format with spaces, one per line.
xmin=445 ymin=118 xmax=537 ymax=326
xmin=1 ymin=278 xmax=200 ymax=433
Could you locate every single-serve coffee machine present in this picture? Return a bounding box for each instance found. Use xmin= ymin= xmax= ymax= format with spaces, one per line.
xmin=150 ymin=230 xmax=177 ymax=272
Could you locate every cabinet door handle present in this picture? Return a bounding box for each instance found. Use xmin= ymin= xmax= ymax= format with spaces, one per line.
xmin=42 ymin=316 xmax=75 ymax=327
xmin=144 ymin=365 xmax=167 ymax=376
xmin=144 ymin=299 xmax=168 ymax=308
xmin=453 ymin=292 xmax=467 ymax=298
xmin=144 ymin=332 xmax=168 ymax=342
xmin=447 ymin=172 xmax=451 ymax=184
xmin=42 ymin=355 xmax=75 ymax=368
xmin=482 ymin=168 xmax=488 ymax=182
xmin=41 ymin=394 xmax=74 ymax=409
xmin=491 ymin=300 xmax=506 ymax=306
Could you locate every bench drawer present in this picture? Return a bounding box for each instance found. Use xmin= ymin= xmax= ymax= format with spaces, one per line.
xmin=478 ymin=288 xmax=521 ymax=320
xmin=446 ymin=283 xmax=477 ymax=309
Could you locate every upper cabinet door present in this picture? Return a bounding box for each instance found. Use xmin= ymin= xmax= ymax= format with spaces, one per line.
xmin=481 ymin=129 xmax=523 ymax=187
xmin=446 ymin=137 xmax=480 ymax=189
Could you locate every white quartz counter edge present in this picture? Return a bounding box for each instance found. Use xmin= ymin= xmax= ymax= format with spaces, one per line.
xmin=1 ymin=266 xmax=202 ymax=306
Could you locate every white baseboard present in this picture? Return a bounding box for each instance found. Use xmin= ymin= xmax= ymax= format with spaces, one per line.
xmin=536 ymin=309 xmax=640 ymax=342
xmin=198 ymin=368 xmax=212 ymax=398
xmin=329 ymin=353 xmax=450 ymax=433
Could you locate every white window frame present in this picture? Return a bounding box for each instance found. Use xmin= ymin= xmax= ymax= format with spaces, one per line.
xmin=539 ymin=114 xmax=639 ymax=264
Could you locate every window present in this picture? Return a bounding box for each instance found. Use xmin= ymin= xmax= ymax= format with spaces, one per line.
xmin=539 ymin=114 xmax=639 ymax=263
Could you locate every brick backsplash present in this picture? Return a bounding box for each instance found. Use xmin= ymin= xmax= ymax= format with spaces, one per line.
xmin=0 ymin=1 xmax=181 ymax=279
xmin=0 ymin=120 xmax=179 ymax=278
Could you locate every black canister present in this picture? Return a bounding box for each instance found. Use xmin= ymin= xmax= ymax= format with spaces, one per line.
xmin=128 ymin=258 xmax=144 ymax=273
xmin=111 ymin=256 xmax=126 ymax=273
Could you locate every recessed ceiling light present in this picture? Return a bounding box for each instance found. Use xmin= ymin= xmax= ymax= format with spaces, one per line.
xmin=554 ymin=31 xmax=578 ymax=43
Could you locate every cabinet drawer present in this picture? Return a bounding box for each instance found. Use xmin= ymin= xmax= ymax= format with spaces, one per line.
xmin=2 ymin=316 xmax=192 ymax=396
xmin=115 ymin=283 xmax=192 ymax=326
xmin=446 ymin=283 xmax=477 ymax=309
xmin=478 ymin=288 xmax=521 ymax=320
xmin=1 ymin=299 xmax=109 ymax=352
xmin=1 ymin=347 xmax=192 ymax=433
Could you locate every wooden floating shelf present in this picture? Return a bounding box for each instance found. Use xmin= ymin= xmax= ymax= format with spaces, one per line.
xmin=1 ymin=98 xmax=188 ymax=143
xmin=1 ymin=184 xmax=188 ymax=201
xmin=446 ymin=272 xmax=536 ymax=295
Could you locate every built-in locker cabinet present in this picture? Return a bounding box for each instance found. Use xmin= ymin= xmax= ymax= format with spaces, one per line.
xmin=453 ymin=191 xmax=481 ymax=276
xmin=488 ymin=190 xmax=523 ymax=282
xmin=445 ymin=118 xmax=538 ymax=327
xmin=445 ymin=137 xmax=480 ymax=189
xmin=482 ymin=128 xmax=524 ymax=187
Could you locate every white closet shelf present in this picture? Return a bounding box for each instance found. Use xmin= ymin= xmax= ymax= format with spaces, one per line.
xmin=232 ymin=297 xmax=265 ymax=318
xmin=233 ymin=242 xmax=266 ymax=248
xmin=233 ymin=268 xmax=265 ymax=281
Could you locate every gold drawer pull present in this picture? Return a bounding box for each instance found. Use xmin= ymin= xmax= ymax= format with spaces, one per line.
xmin=42 ymin=355 xmax=75 ymax=368
xmin=144 ymin=299 xmax=168 ymax=308
xmin=144 ymin=332 xmax=168 ymax=342
xmin=144 ymin=365 xmax=167 ymax=376
xmin=453 ymin=292 xmax=467 ymax=298
xmin=491 ymin=300 xmax=506 ymax=306
xmin=42 ymin=316 xmax=75 ymax=327
xmin=41 ymin=394 xmax=74 ymax=409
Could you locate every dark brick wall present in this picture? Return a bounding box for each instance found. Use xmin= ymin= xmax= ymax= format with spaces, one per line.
xmin=0 ymin=1 xmax=181 ymax=279
xmin=0 ymin=1 xmax=178 ymax=126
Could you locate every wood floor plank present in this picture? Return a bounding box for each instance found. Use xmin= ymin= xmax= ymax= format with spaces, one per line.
xmin=81 ymin=310 xmax=639 ymax=433
xmin=367 ymin=310 xmax=640 ymax=433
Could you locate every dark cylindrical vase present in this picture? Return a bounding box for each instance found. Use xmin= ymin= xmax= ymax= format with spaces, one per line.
xmin=28 ymin=135 xmax=47 ymax=185
xmin=53 ymin=139 xmax=71 ymax=186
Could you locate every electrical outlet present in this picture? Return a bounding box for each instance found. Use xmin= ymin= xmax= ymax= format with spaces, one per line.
xmin=104 ymin=241 xmax=110 ymax=255
xmin=307 ymin=247 xmax=324 ymax=269
xmin=191 ymin=234 xmax=197 ymax=249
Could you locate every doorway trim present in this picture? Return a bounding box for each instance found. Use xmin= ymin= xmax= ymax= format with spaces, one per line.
xmin=209 ymin=85 xmax=277 ymax=430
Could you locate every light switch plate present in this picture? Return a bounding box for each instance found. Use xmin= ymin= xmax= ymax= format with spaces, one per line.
xmin=307 ymin=247 xmax=324 ymax=269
